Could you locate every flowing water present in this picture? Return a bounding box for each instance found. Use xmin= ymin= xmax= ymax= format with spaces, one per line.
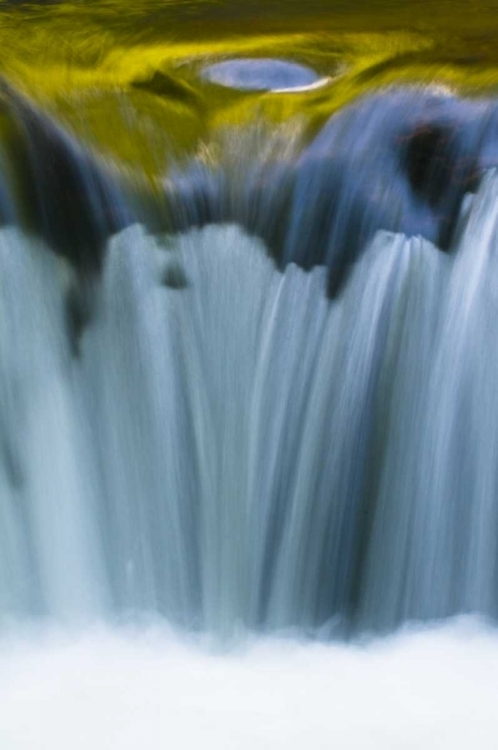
xmin=1 ymin=1 xmax=498 ymax=745
xmin=2 ymin=87 xmax=498 ymax=635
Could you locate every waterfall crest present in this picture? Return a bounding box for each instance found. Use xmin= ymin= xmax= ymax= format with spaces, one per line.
xmin=1 ymin=82 xmax=498 ymax=636
xmin=1 ymin=169 xmax=498 ymax=633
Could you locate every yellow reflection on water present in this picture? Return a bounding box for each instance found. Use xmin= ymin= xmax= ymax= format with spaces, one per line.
xmin=0 ymin=0 xmax=496 ymax=177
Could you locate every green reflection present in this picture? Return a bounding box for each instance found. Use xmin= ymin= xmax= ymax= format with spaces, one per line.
xmin=0 ymin=0 xmax=496 ymax=178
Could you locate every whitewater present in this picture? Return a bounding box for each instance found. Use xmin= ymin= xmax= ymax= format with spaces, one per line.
xmin=1 ymin=618 xmax=497 ymax=749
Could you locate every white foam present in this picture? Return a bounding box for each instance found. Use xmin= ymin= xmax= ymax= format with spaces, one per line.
xmin=0 ymin=618 xmax=497 ymax=749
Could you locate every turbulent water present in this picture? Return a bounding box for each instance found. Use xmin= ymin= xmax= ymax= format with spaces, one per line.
xmin=1 ymin=618 xmax=498 ymax=750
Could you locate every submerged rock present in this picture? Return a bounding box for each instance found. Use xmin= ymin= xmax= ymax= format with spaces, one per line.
xmin=0 ymin=80 xmax=497 ymax=301
xmin=161 ymin=262 xmax=189 ymax=289
xmin=162 ymin=88 xmax=498 ymax=295
xmin=0 ymin=78 xmax=131 ymax=276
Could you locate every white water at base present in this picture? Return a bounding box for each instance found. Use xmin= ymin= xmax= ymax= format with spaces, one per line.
xmin=0 ymin=619 xmax=497 ymax=750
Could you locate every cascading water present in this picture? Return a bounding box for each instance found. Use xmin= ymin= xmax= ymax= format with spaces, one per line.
xmin=1 ymin=62 xmax=498 ymax=746
xmin=0 ymin=82 xmax=498 ymax=639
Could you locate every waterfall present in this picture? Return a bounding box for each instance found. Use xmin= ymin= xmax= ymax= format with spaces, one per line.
xmin=1 ymin=82 xmax=498 ymax=637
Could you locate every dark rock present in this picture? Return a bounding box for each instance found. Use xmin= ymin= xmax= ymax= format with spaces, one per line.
xmin=161 ymin=262 xmax=189 ymax=289
xmin=161 ymin=89 xmax=498 ymax=296
xmin=0 ymin=77 xmax=132 ymax=276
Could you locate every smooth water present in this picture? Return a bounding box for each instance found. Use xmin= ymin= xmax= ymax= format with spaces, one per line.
xmin=2 ymin=168 xmax=498 ymax=635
